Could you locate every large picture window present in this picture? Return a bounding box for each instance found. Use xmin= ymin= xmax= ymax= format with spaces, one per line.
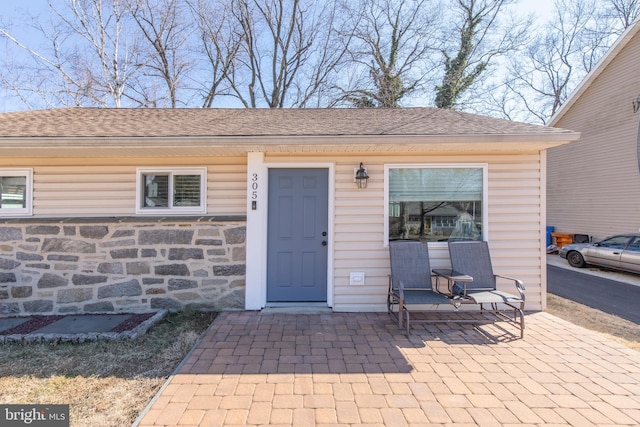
xmin=136 ymin=168 xmax=206 ymax=214
xmin=0 ymin=169 xmax=33 ymax=216
xmin=385 ymin=165 xmax=486 ymax=243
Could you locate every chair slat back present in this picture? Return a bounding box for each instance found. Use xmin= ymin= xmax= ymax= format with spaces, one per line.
xmin=389 ymin=240 xmax=433 ymax=290
xmin=448 ymin=241 xmax=497 ymax=290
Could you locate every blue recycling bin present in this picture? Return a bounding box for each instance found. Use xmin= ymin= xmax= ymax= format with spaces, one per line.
xmin=546 ymin=226 xmax=555 ymax=246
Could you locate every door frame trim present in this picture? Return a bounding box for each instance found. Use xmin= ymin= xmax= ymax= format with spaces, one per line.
xmin=245 ymin=155 xmax=335 ymax=310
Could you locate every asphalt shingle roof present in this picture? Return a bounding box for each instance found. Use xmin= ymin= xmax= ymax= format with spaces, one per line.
xmin=0 ymin=107 xmax=570 ymax=138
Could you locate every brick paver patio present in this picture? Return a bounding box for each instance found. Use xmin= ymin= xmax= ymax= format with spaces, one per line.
xmin=135 ymin=311 xmax=640 ymax=426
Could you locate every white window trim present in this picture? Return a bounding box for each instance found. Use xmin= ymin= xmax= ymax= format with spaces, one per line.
xmin=0 ymin=168 xmax=33 ymax=217
xmin=383 ymin=163 xmax=488 ymax=246
xmin=135 ymin=167 xmax=207 ymax=215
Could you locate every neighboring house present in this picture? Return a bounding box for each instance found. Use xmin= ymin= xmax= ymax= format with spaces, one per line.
xmin=0 ymin=108 xmax=579 ymax=316
xmin=548 ymin=20 xmax=640 ymax=242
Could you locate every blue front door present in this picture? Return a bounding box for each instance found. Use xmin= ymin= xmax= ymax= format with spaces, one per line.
xmin=267 ymin=168 xmax=328 ymax=302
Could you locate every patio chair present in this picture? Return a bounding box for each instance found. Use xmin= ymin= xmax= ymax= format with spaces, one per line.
xmin=388 ymin=240 xmax=452 ymax=334
xmin=448 ymin=241 xmax=526 ymax=338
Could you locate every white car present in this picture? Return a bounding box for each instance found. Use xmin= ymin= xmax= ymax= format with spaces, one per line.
xmin=559 ymin=234 xmax=640 ymax=273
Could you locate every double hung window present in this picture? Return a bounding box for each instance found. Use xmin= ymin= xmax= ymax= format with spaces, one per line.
xmin=385 ymin=164 xmax=486 ymax=243
xmin=136 ymin=168 xmax=206 ymax=214
xmin=0 ymin=169 xmax=33 ymax=216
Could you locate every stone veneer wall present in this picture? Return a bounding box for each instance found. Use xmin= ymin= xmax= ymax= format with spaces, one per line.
xmin=0 ymin=217 xmax=246 ymax=315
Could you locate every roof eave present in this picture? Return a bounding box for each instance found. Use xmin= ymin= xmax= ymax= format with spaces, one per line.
xmin=0 ymin=132 xmax=581 ymax=158
xmin=0 ymin=131 xmax=581 ymax=146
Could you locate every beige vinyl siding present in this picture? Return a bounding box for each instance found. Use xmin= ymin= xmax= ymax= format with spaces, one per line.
xmin=489 ymin=158 xmax=545 ymax=310
xmin=548 ymin=29 xmax=640 ymax=241
xmin=12 ymin=157 xmax=247 ymax=217
xmin=34 ymin=166 xmax=135 ymax=216
xmin=206 ymin=163 xmax=247 ymax=215
xmin=6 ymin=150 xmax=546 ymax=312
xmin=266 ymin=153 xmax=545 ymax=312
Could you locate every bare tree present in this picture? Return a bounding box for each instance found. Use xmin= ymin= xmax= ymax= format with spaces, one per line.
xmin=126 ymin=0 xmax=192 ymax=107
xmin=517 ymin=17 xmax=583 ymax=120
xmin=10 ymin=0 xmax=632 ymax=115
xmin=435 ymin=0 xmax=528 ymax=109
xmin=497 ymin=0 xmax=606 ymax=123
xmin=0 ymin=0 xmax=147 ymax=108
xmin=223 ymin=0 xmax=348 ymax=108
xmin=482 ymin=0 xmax=638 ymax=124
xmin=606 ymin=0 xmax=640 ymax=30
xmin=187 ymin=0 xmax=241 ymax=107
xmin=0 ymin=17 xmax=80 ymax=109
xmin=61 ymin=0 xmax=143 ymax=107
xmin=337 ymin=0 xmax=441 ymax=108
xmin=288 ymin=0 xmax=354 ymax=107
xmin=0 ymin=0 xmax=349 ymax=110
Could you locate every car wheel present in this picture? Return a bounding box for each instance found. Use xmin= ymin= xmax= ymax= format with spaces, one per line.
xmin=567 ymin=251 xmax=586 ymax=268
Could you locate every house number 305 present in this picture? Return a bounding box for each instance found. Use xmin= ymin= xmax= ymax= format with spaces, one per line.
xmin=251 ymin=173 xmax=258 ymax=210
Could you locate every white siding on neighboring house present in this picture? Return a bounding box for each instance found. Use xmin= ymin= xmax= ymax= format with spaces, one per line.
xmin=265 ymin=152 xmax=545 ymax=312
xmin=548 ymin=26 xmax=640 ymax=241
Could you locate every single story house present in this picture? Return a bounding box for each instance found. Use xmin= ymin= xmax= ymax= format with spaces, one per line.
xmin=548 ymin=19 xmax=640 ymax=242
xmin=0 ymin=108 xmax=579 ymax=316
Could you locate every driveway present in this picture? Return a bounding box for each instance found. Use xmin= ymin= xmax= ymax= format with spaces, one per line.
xmin=134 ymin=310 xmax=640 ymax=426
xmin=547 ymin=254 xmax=640 ymax=287
xmin=548 ymin=264 xmax=640 ymax=324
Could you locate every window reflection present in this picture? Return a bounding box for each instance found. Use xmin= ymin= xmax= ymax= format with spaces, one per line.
xmin=388 ymin=167 xmax=483 ymax=242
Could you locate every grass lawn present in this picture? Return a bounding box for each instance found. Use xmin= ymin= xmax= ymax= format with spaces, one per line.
xmin=0 ymin=311 xmax=217 ymax=427
xmin=1 ymin=298 xmax=639 ymax=427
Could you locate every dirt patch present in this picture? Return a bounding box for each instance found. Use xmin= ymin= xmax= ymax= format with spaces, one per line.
xmin=107 ymin=312 xmax=156 ymax=332
xmin=547 ymin=294 xmax=640 ymax=351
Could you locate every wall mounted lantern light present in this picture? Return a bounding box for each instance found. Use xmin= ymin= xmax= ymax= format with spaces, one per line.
xmin=354 ymin=163 xmax=369 ymax=189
